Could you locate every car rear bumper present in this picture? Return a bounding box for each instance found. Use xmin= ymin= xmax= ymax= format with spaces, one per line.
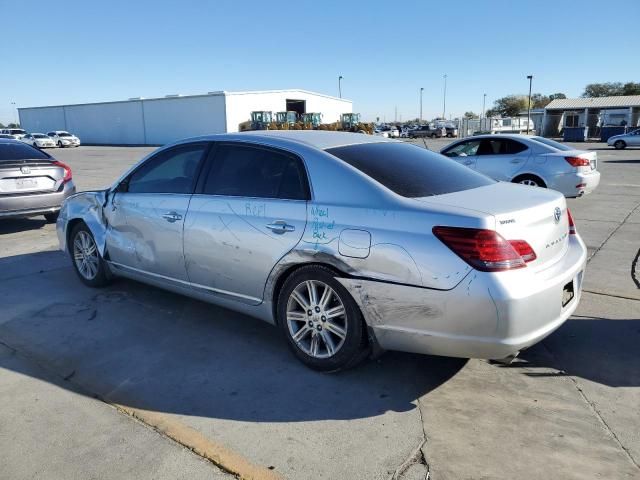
xmin=0 ymin=181 xmax=76 ymax=218
xmin=549 ymin=170 xmax=600 ymax=197
xmin=338 ymin=234 xmax=587 ymax=360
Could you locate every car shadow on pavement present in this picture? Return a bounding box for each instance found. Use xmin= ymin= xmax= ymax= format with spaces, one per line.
xmin=501 ymin=315 xmax=640 ymax=388
xmin=0 ymin=217 xmax=48 ymax=234
xmin=0 ymin=252 xmax=467 ymax=422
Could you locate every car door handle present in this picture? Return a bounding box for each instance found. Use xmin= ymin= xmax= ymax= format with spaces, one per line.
xmin=162 ymin=211 xmax=183 ymax=223
xmin=510 ymin=159 xmax=523 ymax=164
xmin=463 ymin=160 xmax=474 ymax=165
xmin=266 ymin=221 xmax=295 ymax=234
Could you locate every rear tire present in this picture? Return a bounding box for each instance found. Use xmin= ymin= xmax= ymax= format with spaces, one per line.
xmin=69 ymin=223 xmax=110 ymax=288
xmin=513 ymin=174 xmax=546 ymax=188
xmin=277 ymin=265 xmax=368 ymax=372
xmin=57 ymin=140 xmax=63 ymax=148
xmin=614 ymin=140 xmax=626 ymax=150
xmin=44 ymin=212 xmax=59 ymax=223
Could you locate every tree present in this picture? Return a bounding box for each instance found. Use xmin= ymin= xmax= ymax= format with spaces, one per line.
xmin=0 ymin=122 xmax=4 ymax=128
xmin=487 ymin=95 xmax=529 ymax=117
xmin=464 ymin=111 xmax=478 ymax=119
xmin=7 ymin=123 xmax=20 ymax=128
xmin=622 ymin=82 xmax=640 ymax=95
xmin=549 ymin=93 xmax=566 ymax=101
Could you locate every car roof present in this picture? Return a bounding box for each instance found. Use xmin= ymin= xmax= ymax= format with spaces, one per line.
xmin=186 ymin=130 xmax=395 ymax=151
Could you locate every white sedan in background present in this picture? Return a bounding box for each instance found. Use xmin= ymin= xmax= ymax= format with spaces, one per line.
xmin=440 ymin=134 xmax=600 ymax=198
xmin=21 ymin=133 xmax=56 ymax=148
xmin=47 ymin=131 xmax=81 ymax=148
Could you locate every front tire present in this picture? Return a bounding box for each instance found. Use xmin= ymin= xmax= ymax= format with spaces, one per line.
xmin=57 ymin=140 xmax=64 ymax=148
xmin=277 ymin=265 xmax=368 ymax=371
xmin=70 ymin=223 xmax=110 ymax=287
xmin=614 ymin=140 xmax=626 ymax=150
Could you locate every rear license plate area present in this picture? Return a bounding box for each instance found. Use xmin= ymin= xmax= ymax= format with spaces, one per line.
xmin=562 ymin=280 xmax=575 ymax=307
xmin=15 ymin=178 xmax=38 ymax=189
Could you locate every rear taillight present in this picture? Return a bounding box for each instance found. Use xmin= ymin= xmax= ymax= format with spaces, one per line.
xmin=433 ymin=226 xmax=536 ymax=272
xmin=565 ymin=156 xmax=590 ymax=167
xmin=567 ymin=209 xmax=576 ymax=235
xmin=52 ymin=161 xmax=72 ymax=183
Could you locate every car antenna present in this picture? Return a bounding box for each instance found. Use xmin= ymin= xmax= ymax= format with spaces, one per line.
xmin=422 ymin=138 xmax=429 ymax=150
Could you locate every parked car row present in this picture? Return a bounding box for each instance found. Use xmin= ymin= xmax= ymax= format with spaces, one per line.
xmin=0 ymin=129 xmax=81 ymax=148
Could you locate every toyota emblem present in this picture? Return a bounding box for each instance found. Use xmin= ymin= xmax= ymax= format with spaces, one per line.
xmin=20 ymin=166 xmax=31 ymax=174
xmin=554 ymin=207 xmax=562 ymax=224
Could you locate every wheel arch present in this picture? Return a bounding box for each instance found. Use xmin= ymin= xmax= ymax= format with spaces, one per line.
xmin=269 ymin=261 xmax=349 ymax=326
xmin=511 ymin=172 xmax=548 ymax=188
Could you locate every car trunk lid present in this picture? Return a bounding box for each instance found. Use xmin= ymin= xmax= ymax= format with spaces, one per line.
xmin=416 ymin=182 xmax=570 ymax=268
xmin=0 ymin=159 xmax=64 ymax=195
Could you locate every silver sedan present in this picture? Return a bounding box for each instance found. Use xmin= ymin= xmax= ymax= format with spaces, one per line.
xmin=607 ymin=128 xmax=640 ymax=149
xmin=57 ymin=131 xmax=587 ymax=371
xmin=440 ymin=134 xmax=600 ymax=197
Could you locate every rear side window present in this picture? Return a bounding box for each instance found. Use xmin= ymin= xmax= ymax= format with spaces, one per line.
xmin=127 ymin=143 xmax=207 ymax=194
xmin=0 ymin=142 xmax=50 ymax=161
xmin=327 ymin=142 xmax=494 ymax=198
xmin=203 ymin=144 xmax=309 ymax=200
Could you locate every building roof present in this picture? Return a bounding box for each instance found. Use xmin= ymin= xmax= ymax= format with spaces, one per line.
xmin=18 ymin=89 xmax=351 ymax=111
xmin=545 ymin=95 xmax=640 ymax=110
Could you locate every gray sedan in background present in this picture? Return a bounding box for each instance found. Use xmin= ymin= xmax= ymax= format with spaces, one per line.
xmin=0 ymin=139 xmax=75 ymax=222
xmin=57 ymin=131 xmax=586 ymax=371
xmin=441 ymin=134 xmax=600 ymax=197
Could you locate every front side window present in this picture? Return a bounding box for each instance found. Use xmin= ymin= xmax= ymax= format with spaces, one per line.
xmin=327 ymin=142 xmax=493 ymax=198
xmin=126 ymin=143 xmax=207 ymax=194
xmin=442 ymin=140 xmax=481 ymax=157
xmin=203 ymin=144 xmax=309 ymax=200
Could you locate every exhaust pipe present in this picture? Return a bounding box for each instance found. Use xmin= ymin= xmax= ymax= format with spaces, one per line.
xmin=491 ymin=352 xmax=519 ymax=365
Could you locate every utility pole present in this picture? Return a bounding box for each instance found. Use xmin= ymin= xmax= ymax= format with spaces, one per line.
xmin=442 ymin=74 xmax=447 ymax=119
xmin=338 ymin=76 xmax=343 ymax=98
xmin=482 ymin=93 xmax=486 ymax=130
xmin=526 ymin=75 xmax=533 ymax=135
xmin=419 ymin=87 xmax=424 ymax=123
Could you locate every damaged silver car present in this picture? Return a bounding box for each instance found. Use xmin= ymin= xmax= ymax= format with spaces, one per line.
xmin=57 ymin=131 xmax=587 ymax=371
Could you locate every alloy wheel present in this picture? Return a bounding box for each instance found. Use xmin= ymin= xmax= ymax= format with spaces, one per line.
xmin=286 ymin=280 xmax=348 ymax=359
xmin=519 ymin=178 xmax=539 ymax=187
xmin=73 ymin=230 xmax=99 ymax=280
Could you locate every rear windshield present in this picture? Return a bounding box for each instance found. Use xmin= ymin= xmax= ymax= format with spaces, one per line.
xmin=327 ymin=142 xmax=494 ymax=197
xmin=530 ymin=136 xmax=574 ymax=151
xmin=0 ymin=142 xmax=51 ymax=161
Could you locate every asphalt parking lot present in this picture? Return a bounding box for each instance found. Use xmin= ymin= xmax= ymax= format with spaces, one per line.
xmin=1 ymin=140 xmax=639 ymax=480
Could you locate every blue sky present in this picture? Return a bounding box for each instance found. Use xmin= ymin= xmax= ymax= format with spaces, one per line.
xmin=2 ymin=0 xmax=639 ymax=124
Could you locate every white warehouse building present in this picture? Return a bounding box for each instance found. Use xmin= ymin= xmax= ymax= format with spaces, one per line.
xmin=18 ymin=89 xmax=352 ymax=145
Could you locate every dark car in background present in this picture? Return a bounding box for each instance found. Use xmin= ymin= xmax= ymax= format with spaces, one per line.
xmin=409 ymin=125 xmax=446 ymax=138
xmin=0 ymin=139 xmax=75 ymax=222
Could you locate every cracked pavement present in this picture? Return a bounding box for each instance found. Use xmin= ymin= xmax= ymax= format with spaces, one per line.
xmin=0 ymin=141 xmax=638 ymax=479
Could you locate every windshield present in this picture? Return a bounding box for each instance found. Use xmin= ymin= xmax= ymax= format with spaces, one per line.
xmin=10 ymin=129 xmax=26 ymax=135
xmin=58 ymin=132 xmax=72 ymax=137
xmin=33 ymin=134 xmax=48 ymax=138
xmin=530 ymin=136 xmax=574 ymax=151
xmin=327 ymin=142 xmax=494 ymax=198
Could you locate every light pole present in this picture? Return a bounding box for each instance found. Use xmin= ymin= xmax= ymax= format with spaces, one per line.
xmin=482 ymin=93 xmax=486 ymax=130
xmin=419 ymin=87 xmax=424 ymax=123
xmin=10 ymin=101 xmax=17 ymax=126
xmin=442 ymin=74 xmax=447 ymax=119
xmin=526 ymin=75 xmax=533 ymax=135
xmin=338 ymin=76 xmax=343 ymax=98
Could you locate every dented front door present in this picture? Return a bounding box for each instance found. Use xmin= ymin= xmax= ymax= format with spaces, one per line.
xmin=106 ymin=192 xmax=191 ymax=281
